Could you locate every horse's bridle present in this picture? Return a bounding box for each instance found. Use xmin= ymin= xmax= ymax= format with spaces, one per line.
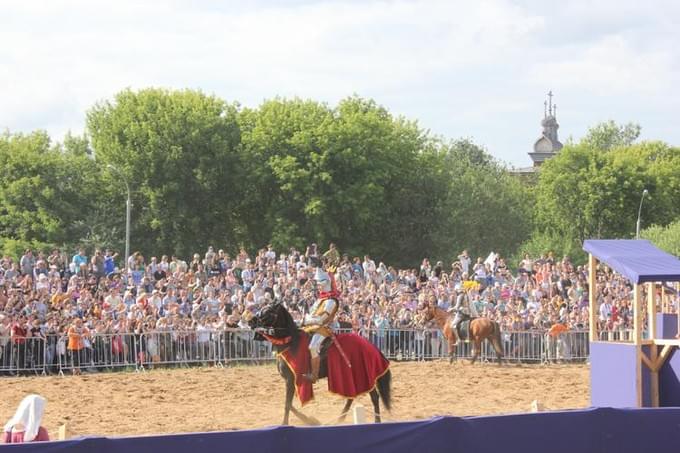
xmin=253 ymin=304 xmax=290 ymax=337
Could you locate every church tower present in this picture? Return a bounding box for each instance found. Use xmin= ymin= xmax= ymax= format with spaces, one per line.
xmin=528 ymin=90 xmax=563 ymax=167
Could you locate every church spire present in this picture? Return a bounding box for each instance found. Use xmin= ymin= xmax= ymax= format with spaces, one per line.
xmin=529 ymin=91 xmax=563 ymax=167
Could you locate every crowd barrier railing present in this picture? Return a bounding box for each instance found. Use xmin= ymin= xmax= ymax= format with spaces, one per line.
xmin=49 ymin=333 xmax=143 ymax=375
xmin=1 ymin=327 xmax=622 ymax=377
xmin=0 ymin=336 xmax=47 ymax=375
xmin=137 ymin=329 xmax=272 ymax=370
xmin=340 ymin=328 xmax=591 ymax=363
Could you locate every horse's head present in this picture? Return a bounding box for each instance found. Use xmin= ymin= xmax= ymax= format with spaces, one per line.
xmin=249 ymin=302 xmax=296 ymax=341
xmin=422 ymin=304 xmax=436 ymax=322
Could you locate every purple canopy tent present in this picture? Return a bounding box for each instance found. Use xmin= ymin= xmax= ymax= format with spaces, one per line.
xmin=583 ymin=239 xmax=680 ymax=284
xmin=584 ymin=239 xmax=680 ymax=408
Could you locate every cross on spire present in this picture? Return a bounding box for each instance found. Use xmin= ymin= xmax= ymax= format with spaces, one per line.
xmin=547 ymin=90 xmax=554 ymax=116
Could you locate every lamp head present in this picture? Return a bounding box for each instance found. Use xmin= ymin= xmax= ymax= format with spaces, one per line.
xmin=643 ymin=189 xmax=649 ymax=196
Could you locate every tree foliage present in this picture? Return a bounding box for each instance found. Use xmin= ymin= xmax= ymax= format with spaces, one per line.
xmin=581 ymin=120 xmax=641 ymax=151
xmin=0 ymin=130 xmax=101 ymax=251
xmin=87 ymin=88 xmax=243 ymax=257
xmin=3 ymin=96 xmax=677 ymax=270
xmin=531 ymin=123 xmax=680 ymax=262
xmin=642 ymin=221 xmax=680 ymax=257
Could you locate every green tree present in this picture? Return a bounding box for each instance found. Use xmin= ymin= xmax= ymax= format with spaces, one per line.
xmin=432 ymin=139 xmax=533 ymax=263
xmin=641 ymin=221 xmax=680 ymax=257
xmin=238 ymin=96 xmax=436 ymax=264
xmin=533 ymin=125 xmax=680 ymax=255
xmin=0 ymin=130 xmax=101 ymax=249
xmin=87 ymin=88 xmax=244 ymax=257
xmin=581 ymin=120 xmax=641 ymax=151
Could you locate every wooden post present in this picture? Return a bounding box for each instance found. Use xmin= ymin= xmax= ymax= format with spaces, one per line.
xmin=530 ymin=400 xmax=544 ymax=412
xmin=661 ymin=285 xmax=666 ymax=313
xmin=650 ymin=344 xmax=660 ymax=407
xmin=648 ymin=282 xmax=656 ymax=340
xmin=588 ymin=254 xmax=597 ymax=342
xmin=353 ymin=404 xmax=366 ymax=425
xmin=633 ymin=284 xmax=642 ymax=345
xmin=634 ymin=283 xmax=643 ymax=407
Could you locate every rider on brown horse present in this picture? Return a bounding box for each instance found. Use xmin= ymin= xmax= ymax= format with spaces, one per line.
xmin=449 ymin=283 xmax=472 ymax=343
xmin=301 ymin=256 xmax=341 ymax=383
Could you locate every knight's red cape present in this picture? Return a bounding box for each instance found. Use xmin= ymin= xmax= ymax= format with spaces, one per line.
xmin=278 ymin=332 xmax=390 ymax=406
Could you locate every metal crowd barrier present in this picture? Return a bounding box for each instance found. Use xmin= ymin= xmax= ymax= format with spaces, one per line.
xmin=0 ymin=336 xmax=47 ymax=375
xmin=0 ymin=327 xmax=625 ymax=377
xmin=137 ymin=329 xmax=272 ymax=370
xmin=340 ymin=328 xmax=591 ymax=363
xmin=53 ymin=333 xmax=143 ymax=375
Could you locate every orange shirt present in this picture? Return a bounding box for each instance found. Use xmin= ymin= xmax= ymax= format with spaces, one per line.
xmin=67 ymin=326 xmax=89 ymax=351
xmin=548 ymin=323 xmax=569 ymax=337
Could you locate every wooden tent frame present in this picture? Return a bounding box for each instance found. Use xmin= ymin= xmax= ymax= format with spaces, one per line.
xmin=589 ymin=253 xmax=680 ymax=407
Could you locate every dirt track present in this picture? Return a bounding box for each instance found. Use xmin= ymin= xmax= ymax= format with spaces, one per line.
xmin=0 ymin=362 xmax=589 ymax=438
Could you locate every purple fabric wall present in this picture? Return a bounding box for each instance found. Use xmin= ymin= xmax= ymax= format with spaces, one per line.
xmin=6 ymin=408 xmax=680 ymax=453
xmin=591 ymin=342 xmax=639 ymax=407
xmin=656 ymin=313 xmax=678 ymax=339
xmin=660 ymin=346 xmax=680 ymax=406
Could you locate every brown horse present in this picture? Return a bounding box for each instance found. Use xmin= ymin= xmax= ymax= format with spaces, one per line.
xmin=424 ymin=305 xmax=504 ymax=365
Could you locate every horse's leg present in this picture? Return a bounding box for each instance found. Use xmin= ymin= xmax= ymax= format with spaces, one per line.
xmin=338 ymin=398 xmax=354 ymax=423
xmin=289 ymin=406 xmax=322 ymax=426
xmin=492 ymin=335 xmax=504 ymax=366
xmin=470 ymin=339 xmax=481 ymax=364
xmin=370 ymin=389 xmax=381 ymax=423
xmin=283 ymin=369 xmax=295 ymax=425
xmin=448 ymin=338 xmax=456 ymax=364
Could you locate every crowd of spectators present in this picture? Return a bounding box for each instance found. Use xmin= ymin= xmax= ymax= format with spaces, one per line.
xmin=0 ymin=243 xmax=676 ymax=373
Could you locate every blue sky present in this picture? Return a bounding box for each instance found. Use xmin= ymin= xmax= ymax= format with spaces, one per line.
xmin=1 ymin=0 xmax=678 ymax=166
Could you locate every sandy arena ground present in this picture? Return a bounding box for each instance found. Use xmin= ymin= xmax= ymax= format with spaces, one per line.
xmin=0 ymin=362 xmax=589 ymax=438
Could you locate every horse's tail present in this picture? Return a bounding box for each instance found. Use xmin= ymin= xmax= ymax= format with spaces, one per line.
xmin=376 ymin=368 xmax=392 ymax=412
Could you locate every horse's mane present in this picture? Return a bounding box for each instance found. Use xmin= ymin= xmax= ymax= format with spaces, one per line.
xmin=274 ymin=303 xmax=302 ymax=355
xmin=432 ymin=305 xmax=449 ymax=317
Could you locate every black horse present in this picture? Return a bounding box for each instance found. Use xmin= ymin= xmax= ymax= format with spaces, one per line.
xmin=249 ymin=302 xmax=392 ymax=425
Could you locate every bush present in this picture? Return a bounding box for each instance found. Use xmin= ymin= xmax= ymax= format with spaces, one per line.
xmin=641 ymin=220 xmax=680 ymax=257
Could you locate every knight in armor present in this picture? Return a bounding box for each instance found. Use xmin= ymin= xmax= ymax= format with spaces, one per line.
xmin=301 ymin=256 xmax=340 ymax=383
xmin=449 ymin=284 xmax=470 ymax=343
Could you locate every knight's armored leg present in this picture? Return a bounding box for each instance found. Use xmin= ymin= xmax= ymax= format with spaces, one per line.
xmin=308 ymin=355 xmax=321 ymax=383
xmin=303 ymin=334 xmax=323 ymax=383
xmin=451 ymin=314 xmax=461 ymax=343
xmin=452 ymin=327 xmax=459 ymax=344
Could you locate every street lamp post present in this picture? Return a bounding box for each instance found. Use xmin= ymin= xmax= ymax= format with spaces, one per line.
xmin=107 ymin=164 xmax=131 ymax=271
xmin=636 ymin=189 xmax=649 ymax=239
